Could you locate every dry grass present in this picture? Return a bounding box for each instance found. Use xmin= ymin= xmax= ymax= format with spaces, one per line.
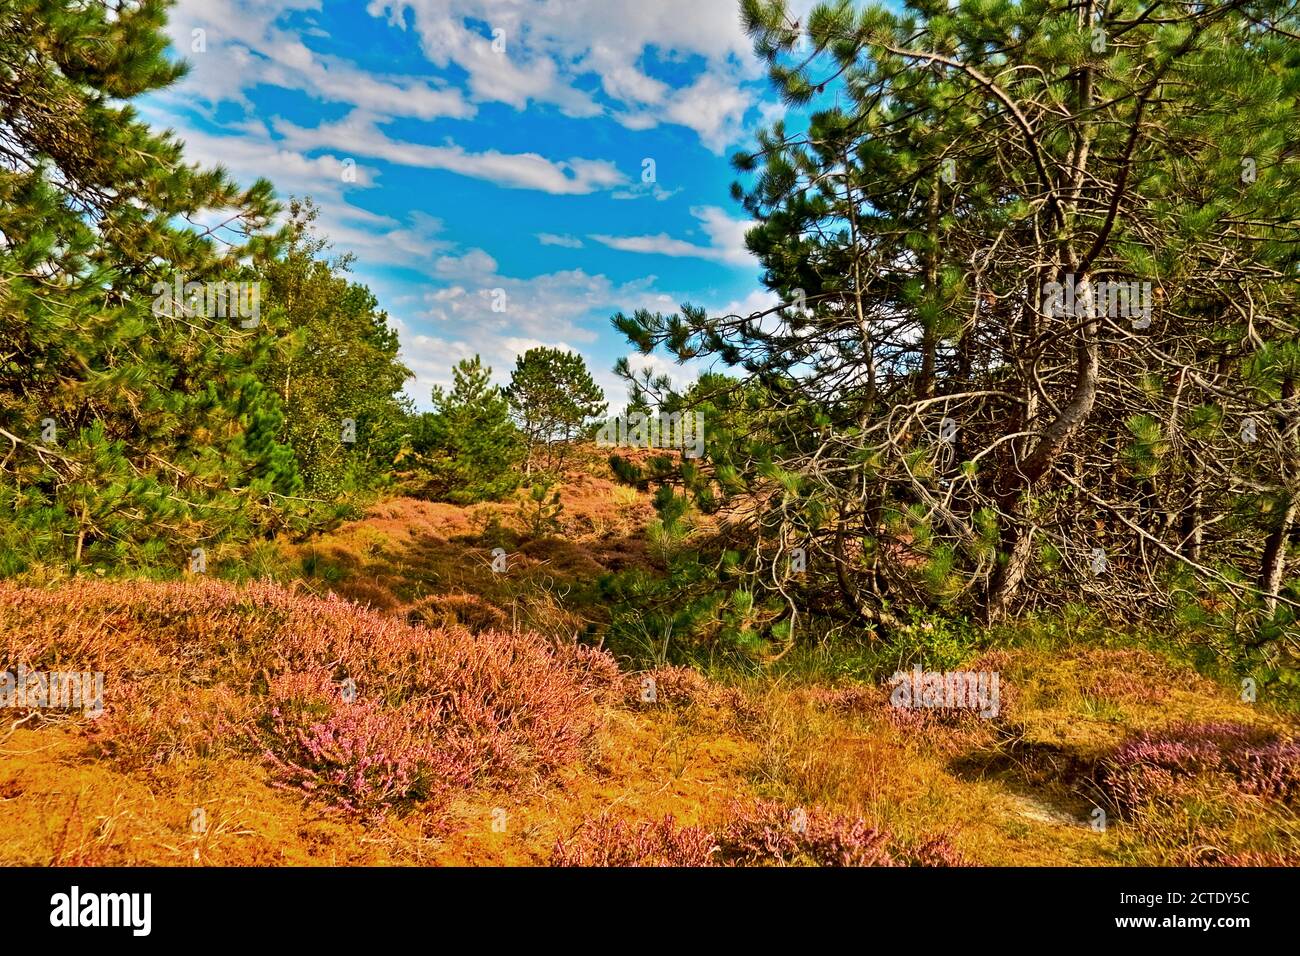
xmin=3 ymin=468 xmax=1297 ymax=866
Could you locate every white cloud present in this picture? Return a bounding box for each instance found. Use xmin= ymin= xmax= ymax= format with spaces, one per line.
xmin=662 ymin=68 xmax=755 ymax=154
xmin=624 ymin=351 xmax=686 ymax=385
xmin=501 ymin=337 xmax=581 ymax=357
xmin=144 ymin=0 xmax=787 ymax=412
xmin=536 ymin=233 xmax=584 ymax=248
xmin=164 ymin=0 xmax=474 ymax=121
xmin=160 ymin=0 xmax=811 ymax=174
xmin=610 ymin=181 xmax=682 ymax=202
xmin=692 ymin=205 xmax=757 ymax=264
xmin=273 ymin=111 xmax=627 ymax=195
xmin=615 ymin=351 xmax=706 ymax=409
xmin=590 ymin=206 xmax=754 ymax=266
xmin=378 ymin=256 xmax=677 ymax=408
xmin=389 ymin=317 xmax=480 ymax=403
xmin=366 ymin=0 xmax=765 ymax=151
xmin=417 ymin=262 xmax=668 ymax=343
xmin=432 ymin=248 xmax=500 ymax=282
xmin=326 ymin=210 xmax=451 ymax=264
xmin=135 ymin=105 xmax=451 ymax=266
xmin=712 ymin=288 xmax=782 ymax=322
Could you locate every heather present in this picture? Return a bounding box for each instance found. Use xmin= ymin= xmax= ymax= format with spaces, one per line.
xmin=551 ymin=801 xmax=963 ymax=867
xmin=624 ymin=665 xmax=740 ymax=711
xmin=0 ymin=578 xmax=613 ymax=816
xmin=1102 ymin=722 xmax=1300 ymax=811
xmin=715 ymin=800 xmax=898 ymax=867
xmin=551 ymin=815 xmax=720 ymax=867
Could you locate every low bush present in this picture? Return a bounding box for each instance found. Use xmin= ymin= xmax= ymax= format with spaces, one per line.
xmin=263 ymin=670 xmax=471 ymax=815
xmin=550 ymin=815 xmax=719 ymax=866
xmin=551 ymin=799 xmax=963 ymax=867
xmin=0 ymin=579 xmax=616 ymax=815
xmin=1102 ymin=721 xmax=1300 ymax=812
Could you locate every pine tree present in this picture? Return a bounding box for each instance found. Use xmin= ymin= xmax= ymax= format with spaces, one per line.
xmin=505 ymin=347 xmax=606 ymax=473
xmin=0 ymin=0 xmax=303 ymax=570
xmin=613 ymin=0 xmax=1300 ymax=643
xmin=416 ymin=357 xmax=521 ymax=504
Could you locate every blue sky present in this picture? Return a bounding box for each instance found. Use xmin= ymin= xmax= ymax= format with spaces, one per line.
xmin=142 ymin=0 xmax=823 ymax=409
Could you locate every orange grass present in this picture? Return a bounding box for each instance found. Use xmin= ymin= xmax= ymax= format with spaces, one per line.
xmin=4 ymin=469 xmax=1296 ymax=866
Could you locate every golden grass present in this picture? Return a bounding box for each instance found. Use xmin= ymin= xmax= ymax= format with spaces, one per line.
xmin=3 ymin=470 xmax=1296 ymax=866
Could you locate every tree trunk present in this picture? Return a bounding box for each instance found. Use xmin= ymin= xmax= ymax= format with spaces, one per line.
xmin=1260 ymin=375 xmax=1297 ymax=612
xmin=1180 ymin=486 xmax=1203 ymax=563
xmin=919 ymin=170 xmax=941 ymax=399
xmin=986 ymin=271 xmax=1101 ymax=616
xmin=1259 ymin=496 xmax=1296 ymax=613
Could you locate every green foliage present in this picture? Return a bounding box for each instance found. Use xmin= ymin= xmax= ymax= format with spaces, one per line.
xmin=609 ymin=454 xmax=644 ymax=487
xmin=1122 ymin=414 xmax=1169 ymax=480
xmin=608 ymin=0 xmax=1300 ymax=659
xmin=256 ymin=200 xmax=413 ymax=499
xmin=0 ymin=0 xmax=326 ymax=572
xmin=601 ymin=482 xmax=787 ymax=666
xmin=408 ymin=357 xmax=522 ymax=504
xmin=505 ymin=347 xmax=606 ymax=473
xmin=516 ymin=478 xmax=564 ymax=539
xmin=888 ymin=610 xmax=980 ymax=673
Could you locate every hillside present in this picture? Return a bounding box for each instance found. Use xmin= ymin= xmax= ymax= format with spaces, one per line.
xmin=3 ymin=462 xmax=1296 ymax=867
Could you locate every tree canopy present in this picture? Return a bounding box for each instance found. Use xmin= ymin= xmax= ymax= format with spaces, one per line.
xmin=0 ymin=0 xmax=413 ymax=572
xmin=614 ymin=0 xmax=1300 ymax=655
xmin=410 ymin=356 xmax=522 ymax=505
xmin=505 ymin=346 xmax=607 ymax=473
